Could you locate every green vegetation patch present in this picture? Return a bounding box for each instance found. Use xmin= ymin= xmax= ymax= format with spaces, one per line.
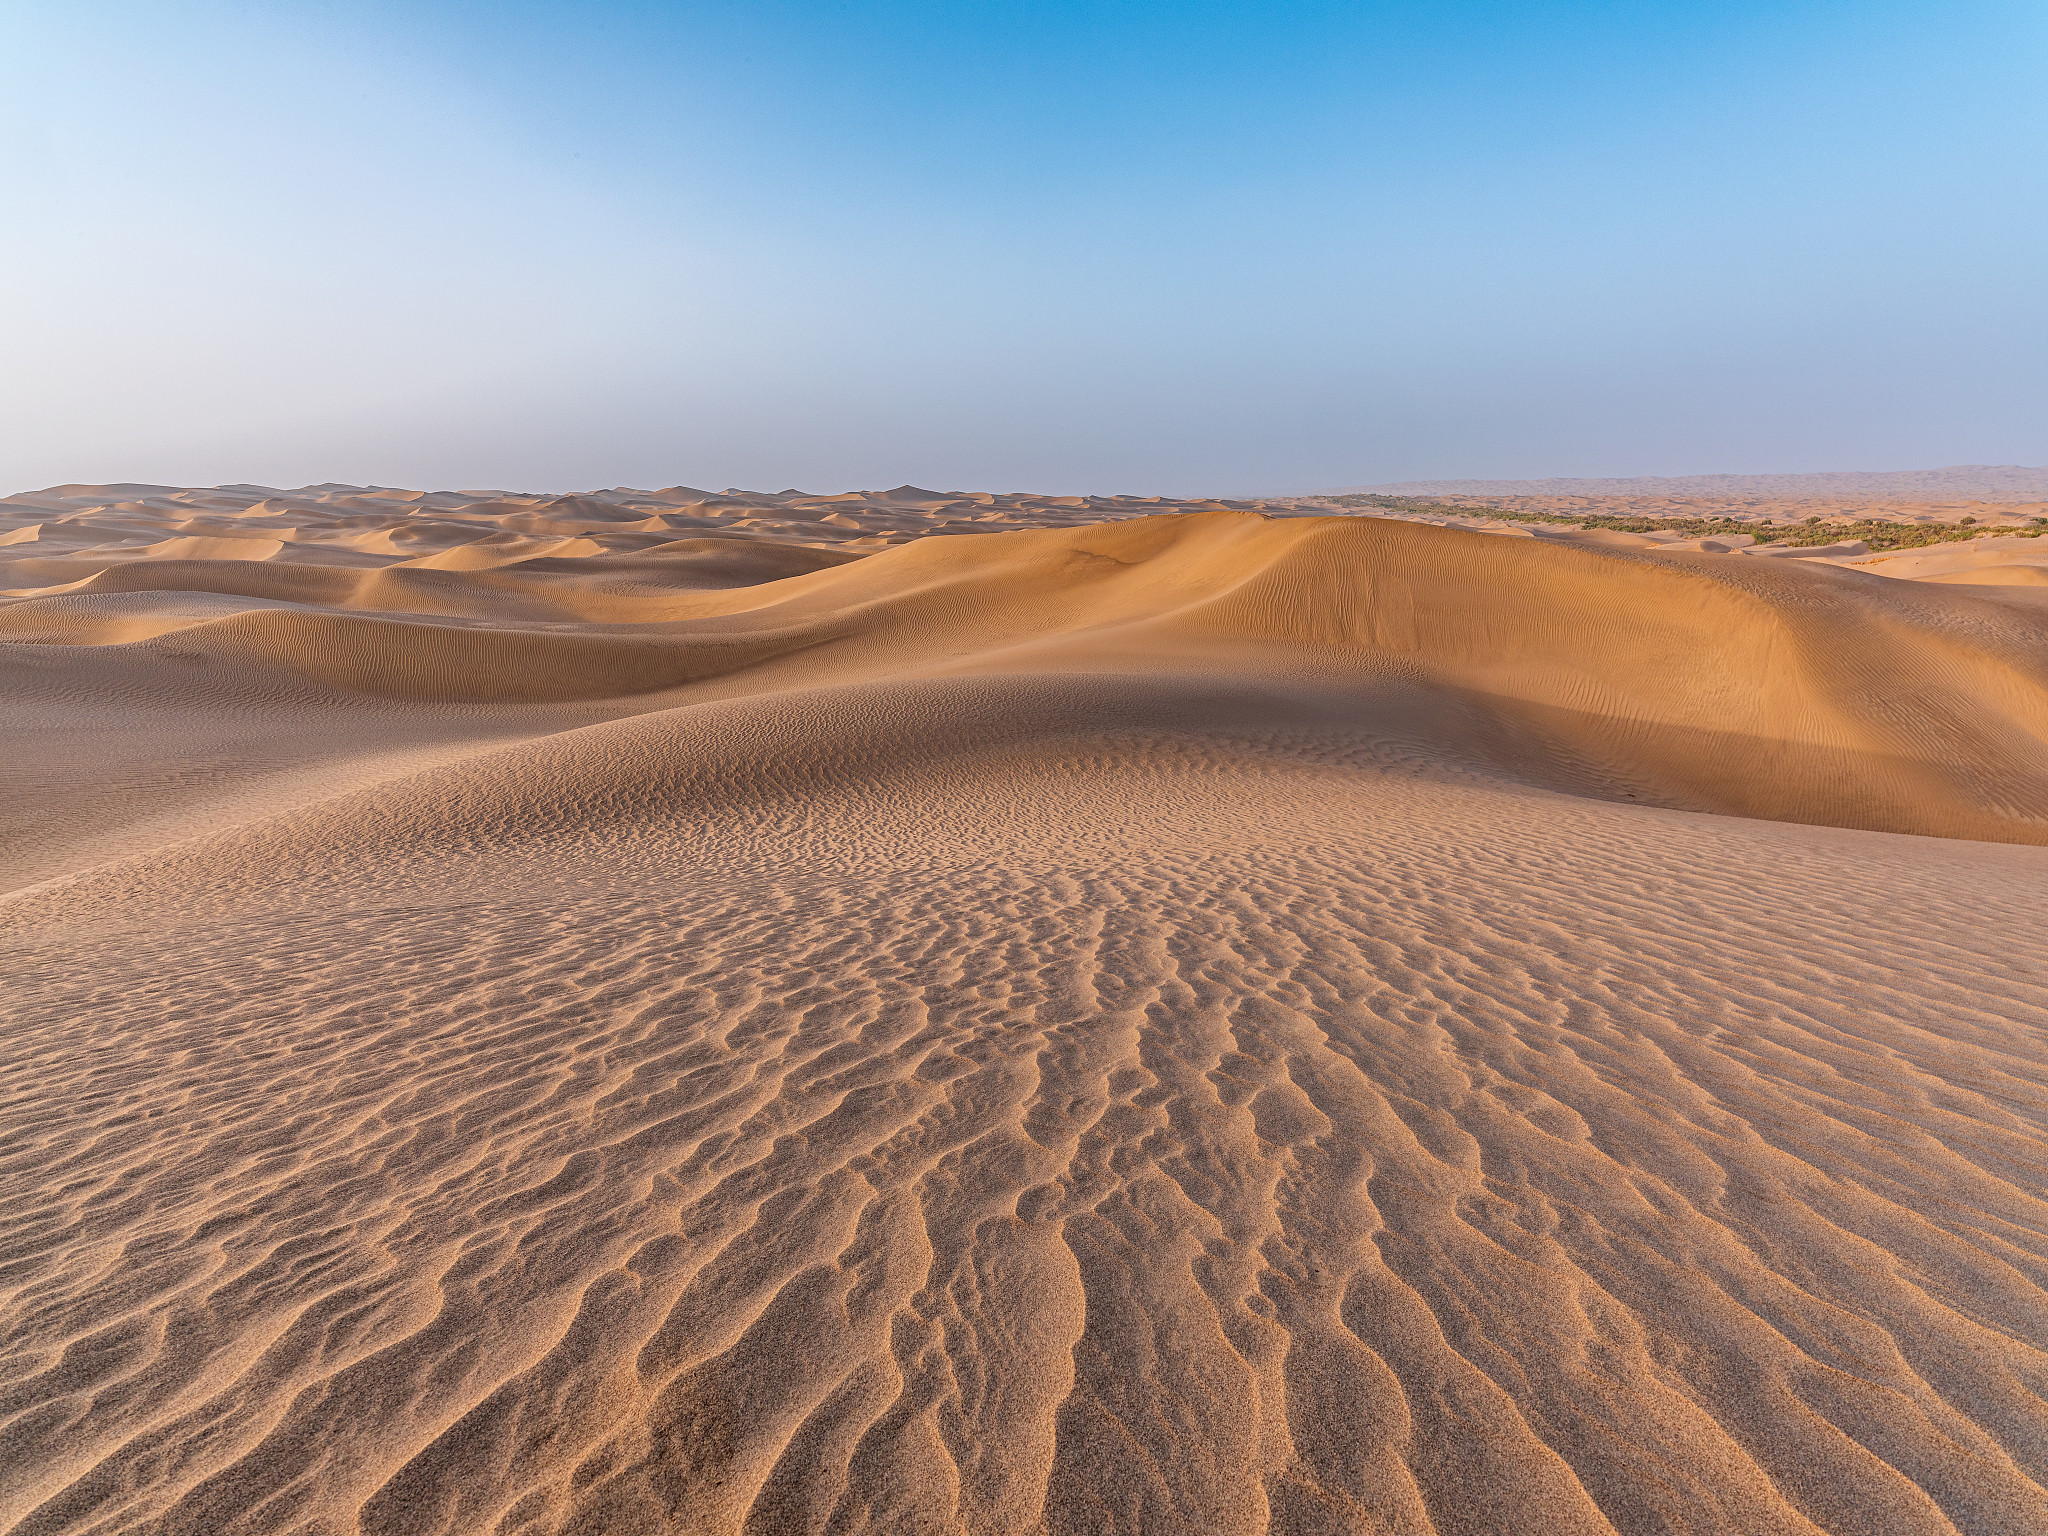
xmin=1313 ymin=495 xmax=2048 ymax=554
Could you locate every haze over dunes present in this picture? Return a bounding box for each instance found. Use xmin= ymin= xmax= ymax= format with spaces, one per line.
xmin=5 ymin=484 xmax=2048 ymax=1535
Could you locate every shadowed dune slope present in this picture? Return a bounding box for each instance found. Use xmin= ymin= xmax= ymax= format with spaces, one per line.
xmin=5 ymin=487 xmax=2048 ymax=1536
xmin=7 ymin=509 xmax=2048 ymax=845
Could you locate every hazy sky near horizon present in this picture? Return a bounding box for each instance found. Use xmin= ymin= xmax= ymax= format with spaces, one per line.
xmin=4 ymin=1 xmax=2045 ymax=496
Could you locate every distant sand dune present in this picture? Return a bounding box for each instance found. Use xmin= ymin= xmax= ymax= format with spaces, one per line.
xmin=1328 ymin=463 xmax=2048 ymax=501
xmin=4 ymin=484 xmax=2047 ymax=1535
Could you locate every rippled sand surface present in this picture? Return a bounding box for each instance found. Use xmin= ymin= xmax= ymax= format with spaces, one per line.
xmin=5 ymin=484 xmax=2048 ymax=1535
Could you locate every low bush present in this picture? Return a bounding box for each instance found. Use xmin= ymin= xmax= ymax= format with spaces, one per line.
xmin=1311 ymin=496 xmax=2048 ymax=553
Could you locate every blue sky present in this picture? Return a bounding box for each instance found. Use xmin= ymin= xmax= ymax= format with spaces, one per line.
xmin=3 ymin=1 xmax=2043 ymax=493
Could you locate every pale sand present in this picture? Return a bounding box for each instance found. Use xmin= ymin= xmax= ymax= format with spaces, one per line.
xmin=1302 ymin=492 xmax=2048 ymax=531
xmin=4 ymin=485 xmax=2048 ymax=1535
xmin=1330 ymin=464 xmax=2048 ymax=502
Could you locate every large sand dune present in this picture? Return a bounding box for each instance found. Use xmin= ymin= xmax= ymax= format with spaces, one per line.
xmin=5 ymin=485 xmax=2048 ymax=1534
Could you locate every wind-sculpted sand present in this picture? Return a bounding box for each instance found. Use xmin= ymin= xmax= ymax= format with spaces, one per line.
xmin=4 ymin=484 xmax=2048 ymax=1535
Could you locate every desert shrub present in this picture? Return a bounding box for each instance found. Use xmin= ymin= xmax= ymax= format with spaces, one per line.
xmin=1310 ymin=495 xmax=2021 ymax=553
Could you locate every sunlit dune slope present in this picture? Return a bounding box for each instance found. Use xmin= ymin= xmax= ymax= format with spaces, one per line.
xmin=7 ymin=505 xmax=2048 ymax=846
xmin=5 ymin=483 xmax=2048 ymax=1536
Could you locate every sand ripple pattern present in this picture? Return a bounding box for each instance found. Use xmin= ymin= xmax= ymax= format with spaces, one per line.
xmin=7 ymin=799 xmax=2048 ymax=1535
xmin=7 ymin=487 xmax=2048 ymax=1534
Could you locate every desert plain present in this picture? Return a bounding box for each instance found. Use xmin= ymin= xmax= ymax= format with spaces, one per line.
xmin=4 ymin=477 xmax=2048 ymax=1535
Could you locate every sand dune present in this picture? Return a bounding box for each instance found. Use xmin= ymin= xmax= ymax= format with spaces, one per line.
xmin=1334 ymin=463 xmax=2048 ymax=501
xmin=1842 ymin=535 xmax=2048 ymax=589
xmin=5 ymin=484 xmax=2048 ymax=1535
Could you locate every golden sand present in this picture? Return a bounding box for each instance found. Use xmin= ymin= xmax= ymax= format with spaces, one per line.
xmin=4 ymin=483 xmax=2046 ymax=1535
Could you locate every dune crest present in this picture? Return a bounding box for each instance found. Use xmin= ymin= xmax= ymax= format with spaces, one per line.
xmin=4 ymin=485 xmax=2048 ymax=1535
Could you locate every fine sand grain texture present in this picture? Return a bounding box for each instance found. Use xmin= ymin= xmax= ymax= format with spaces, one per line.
xmin=5 ymin=484 xmax=2048 ymax=1536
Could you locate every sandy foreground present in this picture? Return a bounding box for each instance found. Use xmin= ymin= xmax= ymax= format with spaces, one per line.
xmin=4 ymin=483 xmax=2048 ymax=1536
